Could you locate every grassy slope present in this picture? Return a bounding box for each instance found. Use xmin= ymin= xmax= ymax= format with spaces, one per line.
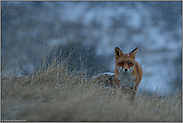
xmin=1 ymin=56 xmax=182 ymax=122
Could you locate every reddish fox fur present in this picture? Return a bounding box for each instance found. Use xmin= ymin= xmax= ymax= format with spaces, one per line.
xmin=90 ymin=47 xmax=143 ymax=99
xmin=113 ymin=47 xmax=143 ymax=96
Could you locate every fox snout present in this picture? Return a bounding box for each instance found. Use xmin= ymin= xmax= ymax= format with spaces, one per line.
xmin=124 ymin=68 xmax=129 ymax=72
xmin=117 ymin=66 xmax=134 ymax=74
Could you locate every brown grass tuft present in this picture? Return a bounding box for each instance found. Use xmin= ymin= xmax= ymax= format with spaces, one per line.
xmin=1 ymin=53 xmax=182 ymax=122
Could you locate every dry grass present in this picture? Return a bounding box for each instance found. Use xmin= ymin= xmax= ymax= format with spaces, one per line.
xmin=1 ymin=53 xmax=182 ymax=122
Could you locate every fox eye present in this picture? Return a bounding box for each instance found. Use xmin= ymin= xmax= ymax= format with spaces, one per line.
xmin=119 ymin=62 xmax=124 ymax=65
xmin=128 ymin=62 xmax=133 ymax=65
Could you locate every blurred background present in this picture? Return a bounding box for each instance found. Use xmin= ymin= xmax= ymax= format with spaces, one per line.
xmin=1 ymin=1 xmax=182 ymax=95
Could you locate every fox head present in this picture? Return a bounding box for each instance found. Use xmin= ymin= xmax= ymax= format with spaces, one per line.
xmin=114 ymin=47 xmax=138 ymax=73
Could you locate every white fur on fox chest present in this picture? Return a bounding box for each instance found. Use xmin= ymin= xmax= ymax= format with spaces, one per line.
xmin=117 ymin=66 xmax=136 ymax=89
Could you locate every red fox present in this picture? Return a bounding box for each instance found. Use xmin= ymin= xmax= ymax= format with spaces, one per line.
xmin=90 ymin=47 xmax=143 ymax=99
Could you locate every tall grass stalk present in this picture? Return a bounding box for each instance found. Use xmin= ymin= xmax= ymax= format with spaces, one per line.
xmin=1 ymin=51 xmax=182 ymax=122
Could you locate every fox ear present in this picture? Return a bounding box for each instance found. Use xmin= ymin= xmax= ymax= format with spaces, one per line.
xmin=130 ymin=47 xmax=138 ymax=59
xmin=115 ymin=47 xmax=123 ymax=58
